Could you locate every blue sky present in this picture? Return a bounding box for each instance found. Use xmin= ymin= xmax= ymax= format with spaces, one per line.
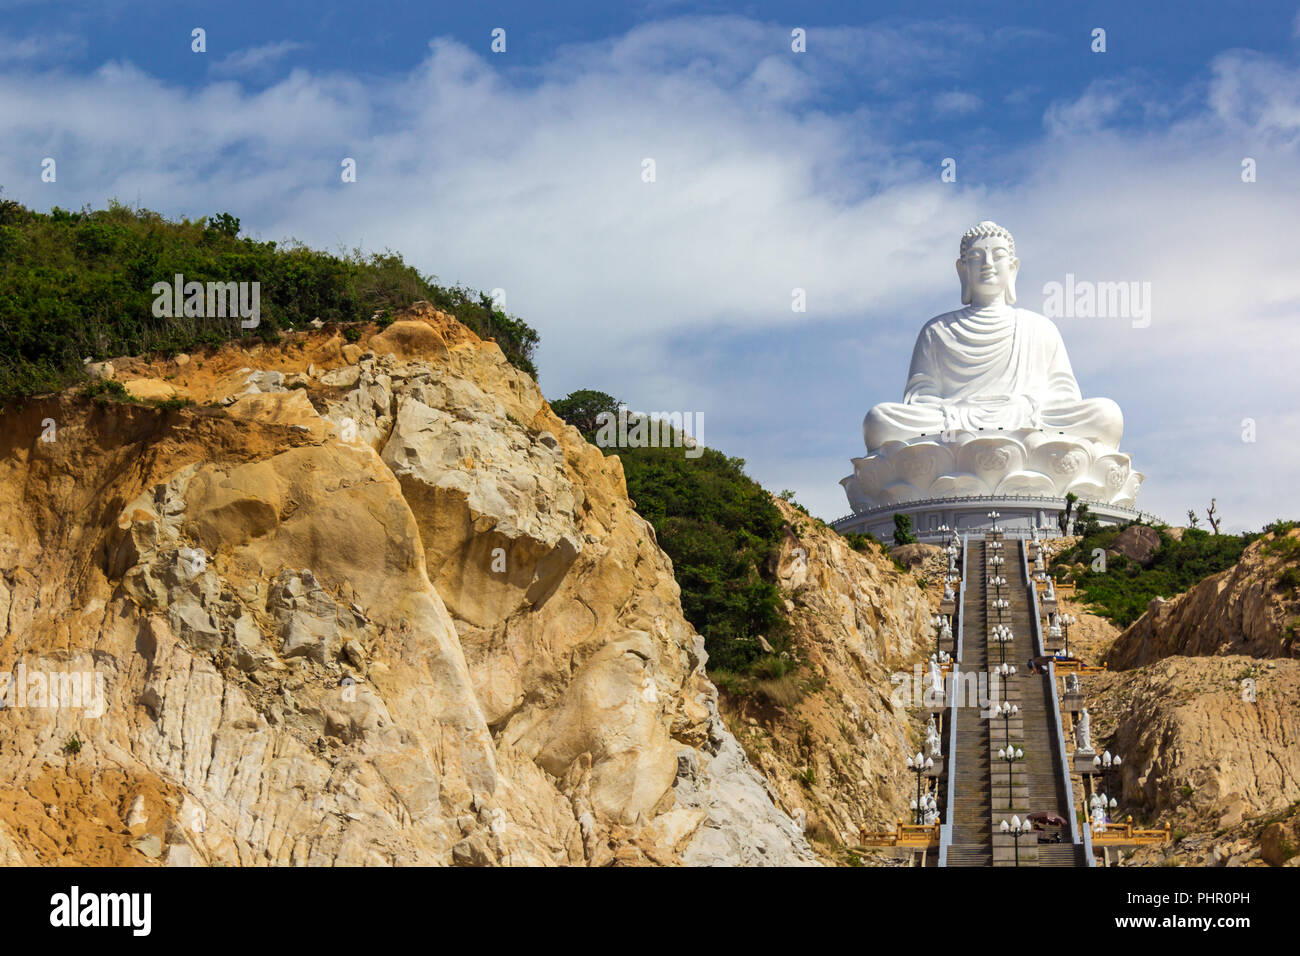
xmin=3 ymin=1 xmax=1300 ymax=530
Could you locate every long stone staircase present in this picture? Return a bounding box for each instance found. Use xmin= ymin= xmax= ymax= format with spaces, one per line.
xmin=946 ymin=543 xmax=992 ymax=866
xmin=944 ymin=535 xmax=1086 ymax=867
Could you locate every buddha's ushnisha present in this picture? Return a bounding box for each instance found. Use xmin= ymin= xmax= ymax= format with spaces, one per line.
xmin=863 ymin=221 xmax=1123 ymax=452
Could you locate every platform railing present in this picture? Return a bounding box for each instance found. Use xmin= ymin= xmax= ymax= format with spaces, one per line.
xmin=829 ymin=493 xmax=1159 ymax=531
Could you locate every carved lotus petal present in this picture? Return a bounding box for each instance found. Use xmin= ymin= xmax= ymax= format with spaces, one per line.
xmin=1026 ymin=439 xmax=1096 ymax=494
xmin=1063 ymin=478 xmax=1107 ymax=500
xmin=1084 ymin=451 xmax=1133 ymax=502
xmin=852 ymin=454 xmax=896 ymax=498
xmin=929 ymin=473 xmax=990 ymax=497
xmin=892 ymin=441 xmax=956 ymax=487
xmin=994 ymin=471 xmax=1056 ymax=496
xmin=1113 ymin=470 xmax=1145 ymax=508
xmin=879 ymin=480 xmax=921 ymax=506
xmin=956 ymin=437 xmax=1027 ymax=487
xmin=840 ymin=475 xmax=871 ymax=512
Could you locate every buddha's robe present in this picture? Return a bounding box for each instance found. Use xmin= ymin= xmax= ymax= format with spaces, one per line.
xmin=863 ymin=304 xmax=1122 ymax=452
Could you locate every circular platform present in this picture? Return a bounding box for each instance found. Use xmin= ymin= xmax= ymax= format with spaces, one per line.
xmin=829 ymin=493 xmax=1158 ymax=542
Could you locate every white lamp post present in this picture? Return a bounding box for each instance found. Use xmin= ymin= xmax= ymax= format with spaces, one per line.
xmin=1060 ymin=612 xmax=1077 ymax=657
xmin=998 ymin=746 xmax=1024 ymax=811
xmin=905 ymin=752 xmax=934 ymax=824
xmin=1093 ymin=750 xmax=1122 ymax=803
xmin=992 ymin=699 xmax=1019 ymax=748
xmin=990 ymin=624 xmax=1014 ymax=664
xmin=1000 ymin=815 xmax=1028 ymax=866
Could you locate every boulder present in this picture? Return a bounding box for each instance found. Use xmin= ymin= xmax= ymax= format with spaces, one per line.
xmin=1262 ymin=819 xmax=1300 ymax=867
xmin=122 ymin=378 xmax=182 ymax=402
xmin=1106 ymin=524 xmax=1162 ymax=567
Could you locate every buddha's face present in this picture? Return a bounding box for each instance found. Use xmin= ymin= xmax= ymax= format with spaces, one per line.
xmin=958 ymin=236 xmax=1018 ymax=305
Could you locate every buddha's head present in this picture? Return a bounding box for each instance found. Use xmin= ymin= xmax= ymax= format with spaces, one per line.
xmin=957 ymin=220 xmax=1018 ymax=306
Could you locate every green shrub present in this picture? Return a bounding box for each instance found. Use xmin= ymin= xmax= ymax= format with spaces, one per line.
xmin=1051 ymin=522 xmax=1260 ymax=627
xmin=750 ymin=654 xmax=796 ymax=680
xmin=151 ymin=396 xmax=194 ymax=411
xmin=617 ymin=441 xmax=789 ymax=673
xmin=0 ymin=195 xmax=540 ymax=399
xmin=843 ymin=533 xmax=873 ymax=553
xmin=548 ymin=389 xmax=619 ymax=436
xmin=80 ymin=378 xmax=131 ymax=404
xmin=893 ymin=513 xmax=917 ymax=545
xmin=1278 ymin=566 xmax=1300 ymax=594
xmin=778 ymin=489 xmax=811 ymax=517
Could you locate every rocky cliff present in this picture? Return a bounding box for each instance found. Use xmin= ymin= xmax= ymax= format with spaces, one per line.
xmin=1107 ymin=529 xmax=1300 ymax=668
xmin=718 ymin=501 xmax=936 ymax=864
xmin=1081 ymin=656 xmax=1300 ymax=866
xmin=1081 ymin=528 xmax=1300 ymax=865
xmin=0 ymin=304 xmax=818 ymax=866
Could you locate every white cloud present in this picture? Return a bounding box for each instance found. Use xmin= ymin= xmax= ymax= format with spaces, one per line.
xmin=211 ymin=40 xmax=305 ymax=78
xmin=0 ymin=30 xmax=85 ymax=63
xmin=934 ymin=90 xmax=981 ymax=115
xmin=0 ymin=18 xmax=1297 ymax=531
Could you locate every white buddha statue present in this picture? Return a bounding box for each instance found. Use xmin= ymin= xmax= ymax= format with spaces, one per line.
xmin=1075 ymin=707 xmax=1094 ymax=754
xmin=926 ymin=715 xmax=942 ymax=757
xmin=864 ymin=221 xmax=1122 ymax=451
xmin=841 ymin=221 xmax=1143 ymax=513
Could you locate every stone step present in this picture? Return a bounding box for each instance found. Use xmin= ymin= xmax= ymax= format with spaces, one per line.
xmin=946 ymin=844 xmax=992 ymax=867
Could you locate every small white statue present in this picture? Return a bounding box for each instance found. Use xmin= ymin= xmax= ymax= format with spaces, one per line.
xmin=926 ymin=715 xmax=942 ymax=757
xmin=1075 ymin=707 xmax=1094 ymax=753
xmin=925 ymin=660 xmax=944 ymax=704
xmin=943 ymin=581 xmax=955 ymax=601
xmin=922 ymin=793 xmax=939 ymax=826
xmin=1065 ymin=673 xmax=1080 ymax=693
xmin=1091 ymin=802 xmax=1108 ymax=832
xmin=940 ymin=619 xmax=953 ymax=642
xmin=1045 ymin=577 xmax=1056 ymax=600
xmin=1035 ymin=551 xmax=1046 ymax=572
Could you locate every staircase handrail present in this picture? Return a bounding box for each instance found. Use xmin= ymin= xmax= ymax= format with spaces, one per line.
xmin=938 ymin=533 xmax=968 ymax=867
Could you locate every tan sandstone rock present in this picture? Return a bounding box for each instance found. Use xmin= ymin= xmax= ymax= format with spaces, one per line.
xmin=0 ymin=305 xmax=818 ymax=866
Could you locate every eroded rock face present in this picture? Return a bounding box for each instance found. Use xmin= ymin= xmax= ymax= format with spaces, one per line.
xmin=1083 ymin=656 xmax=1300 ymax=866
xmin=717 ymin=500 xmax=936 ymax=863
xmin=0 ymin=304 xmax=815 ymax=866
xmin=379 ymin=387 xmax=583 ymax=629
xmin=1107 ymin=530 xmax=1300 ymax=668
